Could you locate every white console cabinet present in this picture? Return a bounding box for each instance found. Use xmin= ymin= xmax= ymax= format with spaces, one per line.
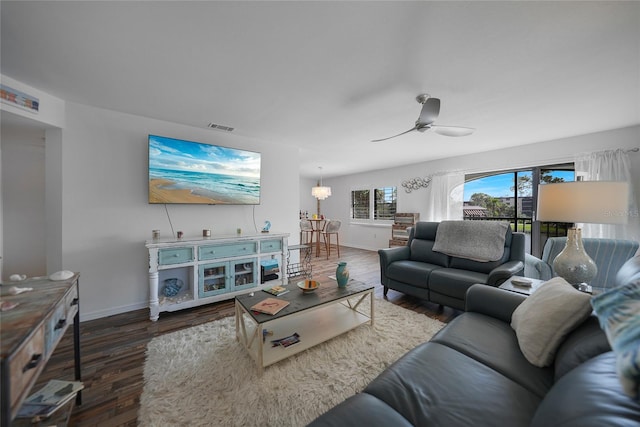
xmin=146 ymin=232 xmax=289 ymax=321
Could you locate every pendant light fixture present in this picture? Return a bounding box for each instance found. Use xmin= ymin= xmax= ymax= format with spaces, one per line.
xmin=311 ymin=166 xmax=332 ymax=200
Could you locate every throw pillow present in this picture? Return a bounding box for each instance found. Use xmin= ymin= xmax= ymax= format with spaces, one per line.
xmin=511 ymin=277 xmax=593 ymax=367
xmin=591 ymin=280 xmax=640 ymax=400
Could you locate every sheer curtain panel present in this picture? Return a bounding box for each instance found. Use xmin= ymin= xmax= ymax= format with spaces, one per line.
xmin=424 ymin=172 xmax=464 ymax=222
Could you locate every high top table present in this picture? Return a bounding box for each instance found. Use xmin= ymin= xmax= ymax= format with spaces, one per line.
xmin=308 ymin=218 xmax=326 ymax=257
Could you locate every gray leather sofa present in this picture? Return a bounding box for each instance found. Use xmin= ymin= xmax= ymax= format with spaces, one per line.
xmin=379 ymin=221 xmax=525 ymax=310
xmin=309 ymin=255 xmax=640 ymax=427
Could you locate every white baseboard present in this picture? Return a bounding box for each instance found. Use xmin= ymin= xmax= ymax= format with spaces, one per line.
xmin=80 ymin=301 xmax=148 ymax=322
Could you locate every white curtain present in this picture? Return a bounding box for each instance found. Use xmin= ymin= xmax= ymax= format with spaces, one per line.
xmin=574 ymin=149 xmax=639 ymax=241
xmin=424 ymin=171 xmax=464 ymax=221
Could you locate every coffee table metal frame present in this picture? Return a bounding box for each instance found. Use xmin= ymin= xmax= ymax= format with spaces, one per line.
xmin=235 ymin=282 xmax=374 ymax=373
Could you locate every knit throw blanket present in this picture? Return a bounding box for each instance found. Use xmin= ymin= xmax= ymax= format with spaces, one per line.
xmin=433 ymin=221 xmax=509 ymax=262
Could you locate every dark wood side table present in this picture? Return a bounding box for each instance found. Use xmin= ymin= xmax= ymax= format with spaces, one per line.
xmin=0 ymin=274 xmax=81 ymax=426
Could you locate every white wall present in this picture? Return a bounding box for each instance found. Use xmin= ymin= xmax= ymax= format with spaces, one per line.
xmin=58 ymin=102 xmax=300 ymax=320
xmin=1 ymin=125 xmax=47 ymax=278
xmin=320 ymin=125 xmax=640 ymax=251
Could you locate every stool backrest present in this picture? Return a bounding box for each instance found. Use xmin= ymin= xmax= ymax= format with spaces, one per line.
xmin=325 ymin=220 xmax=341 ymax=233
xmin=300 ymin=220 xmax=313 ymax=231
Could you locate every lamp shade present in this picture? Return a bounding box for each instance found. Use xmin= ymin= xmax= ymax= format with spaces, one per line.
xmin=312 ymin=186 xmax=332 ymax=200
xmin=537 ymin=181 xmax=629 ymax=225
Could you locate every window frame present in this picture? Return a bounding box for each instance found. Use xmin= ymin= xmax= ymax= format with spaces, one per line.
xmin=350 ymin=186 xmax=397 ymax=223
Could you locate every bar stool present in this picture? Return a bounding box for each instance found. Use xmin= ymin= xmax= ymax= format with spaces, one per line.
xmin=300 ymin=219 xmax=314 ymax=247
xmin=321 ymin=220 xmax=341 ymax=259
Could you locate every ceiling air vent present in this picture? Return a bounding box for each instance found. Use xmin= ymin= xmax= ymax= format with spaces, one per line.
xmin=207 ymin=122 xmax=234 ymax=132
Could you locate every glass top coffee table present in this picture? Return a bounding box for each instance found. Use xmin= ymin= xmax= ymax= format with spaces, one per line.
xmin=235 ymin=279 xmax=374 ymax=373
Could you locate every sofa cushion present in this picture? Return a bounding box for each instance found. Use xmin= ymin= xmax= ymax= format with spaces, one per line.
xmin=363 ymin=341 xmax=541 ymax=427
xmin=553 ymin=315 xmax=610 ymax=381
xmin=591 ymin=265 xmax=640 ymax=400
xmin=450 ymin=250 xmax=512 ymax=274
xmin=386 ymin=260 xmax=440 ymax=288
xmin=409 ymin=238 xmax=450 ymax=266
xmin=511 ymin=277 xmax=593 ymax=367
xmin=448 ymin=226 xmax=515 ymax=274
xmin=531 ymin=352 xmax=640 ymax=427
xmin=308 ymin=393 xmax=413 ymax=427
xmin=428 ymin=268 xmax=489 ymax=299
xmin=431 ymin=312 xmax=554 ymax=398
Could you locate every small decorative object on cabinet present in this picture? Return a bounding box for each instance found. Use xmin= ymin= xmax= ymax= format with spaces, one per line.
xmin=389 ymin=213 xmax=420 ymax=248
xmin=146 ymin=232 xmax=289 ymax=321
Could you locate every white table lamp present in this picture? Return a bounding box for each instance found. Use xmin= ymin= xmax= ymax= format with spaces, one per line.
xmin=537 ymin=181 xmax=629 ymax=287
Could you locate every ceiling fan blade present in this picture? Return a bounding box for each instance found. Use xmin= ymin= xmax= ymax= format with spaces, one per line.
xmin=417 ymin=97 xmax=440 ymax=125
xmin=432 ymin=125 xmax=475 ymax=137
xmin=371 ymin=126 xmax=418 ymax=143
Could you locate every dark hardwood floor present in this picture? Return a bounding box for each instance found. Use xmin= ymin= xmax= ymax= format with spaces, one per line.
xmin=30 ymin=246 xmax=460 ymax=426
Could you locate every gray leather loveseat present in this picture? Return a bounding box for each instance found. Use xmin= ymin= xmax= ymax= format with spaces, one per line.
xmin=379 ymin=221 xmax=525 ymax=310
xmin=309 ymin=255 xmax=640 ymax=426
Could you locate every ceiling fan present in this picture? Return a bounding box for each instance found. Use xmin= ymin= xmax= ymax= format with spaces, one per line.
xmin=371 ymin=94 xmax=475 ymax=142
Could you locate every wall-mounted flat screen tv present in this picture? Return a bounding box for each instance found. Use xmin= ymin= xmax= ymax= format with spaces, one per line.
xmin=148 ymin=134 xmax=261 ymax=205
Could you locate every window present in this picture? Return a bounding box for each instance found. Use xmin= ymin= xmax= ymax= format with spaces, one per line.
xmin=374 ymin=187 xmax=397 ymax=220
xmin=463 ymin=164 xmax=575 ymax=257
xmin=351 ymin=190 xmax=370 ymax=219
xmin=351 ymin=187 xmax=397 ymax=221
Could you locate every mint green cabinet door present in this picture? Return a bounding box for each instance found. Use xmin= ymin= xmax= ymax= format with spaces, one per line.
xmin=198 ymin=262 xmax=229 ymax=297
xmin=231 ymin=258 xmax=258 ymax=292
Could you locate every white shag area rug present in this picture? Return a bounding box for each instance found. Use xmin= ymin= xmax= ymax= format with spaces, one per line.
xmin=138 ymin=297 xmax=445 ymax=426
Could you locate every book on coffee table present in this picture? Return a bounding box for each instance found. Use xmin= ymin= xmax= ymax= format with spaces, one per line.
xmin=262 ymin=285 xmax=289 ymax=296
xmin=250 ymin=297 xmax=290 ymax=315
xmin=271 ymin=332 xmax=300 ymax=348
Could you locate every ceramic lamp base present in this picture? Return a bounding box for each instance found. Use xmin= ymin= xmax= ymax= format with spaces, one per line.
xmin=552 ymin=228 xmax=598 ymax=286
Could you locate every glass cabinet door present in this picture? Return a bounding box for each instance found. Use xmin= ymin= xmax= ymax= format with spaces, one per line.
xmin=199 ymin=262 xmax=229 ymax=297
xmin=231 ymin=258 xmax=257 ymax=291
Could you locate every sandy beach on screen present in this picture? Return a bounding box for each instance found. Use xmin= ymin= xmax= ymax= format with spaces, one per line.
xmin=149 ymin=179 xmax=221 ymax=204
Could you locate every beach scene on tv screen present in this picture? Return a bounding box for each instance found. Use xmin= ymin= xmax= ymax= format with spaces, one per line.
xmin=148 ymin=135 xmax=261 ymax=204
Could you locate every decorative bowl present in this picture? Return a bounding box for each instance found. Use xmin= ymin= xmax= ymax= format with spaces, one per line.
xmin=163 ymin=278 xmax=184 ymax=297
xmin=297 ymin=279 xmax=320 ymax=293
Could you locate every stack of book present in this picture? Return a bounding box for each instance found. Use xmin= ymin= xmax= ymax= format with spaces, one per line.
xmin=16 ymin=380 xmax=84 ymax=419
xmin=260 ymin=259 xmax=280 ymax=283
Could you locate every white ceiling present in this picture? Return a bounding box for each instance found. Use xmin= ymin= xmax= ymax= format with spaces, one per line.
xmin=2 ymin=1 xmax=639 ymax=178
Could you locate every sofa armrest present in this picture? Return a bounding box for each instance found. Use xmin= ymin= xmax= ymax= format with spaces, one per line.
xmin=524 ymin=253 xmax=553 ymax=280
xmin=486 ymin=260 xmax=524 ymax=286
xmin=378 ymin=246 xmax=411 ymax=287
xmin=465 ymin=284 xmax=526 ymax=323
xmin=378 ymin=246 xmax=410 ymax=266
